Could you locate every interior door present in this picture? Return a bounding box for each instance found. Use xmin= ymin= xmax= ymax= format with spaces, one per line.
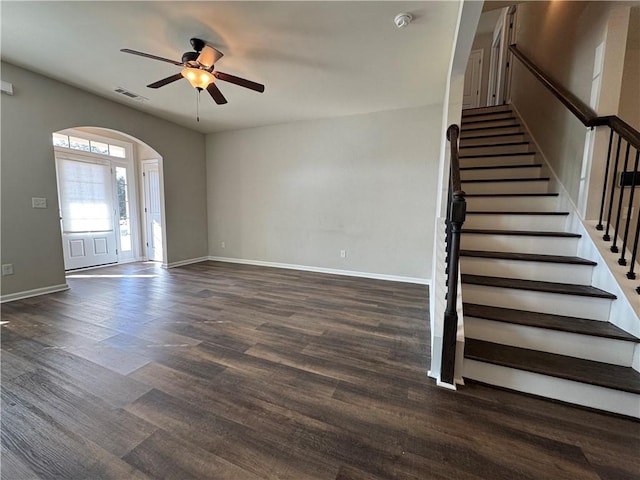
xmin=463 ymin=49 xmax=483 ymax=109
xmin=143 ymin=161 xmax=163 ymax=262
xmin=56 ymin=155 xmax=118 ymax=270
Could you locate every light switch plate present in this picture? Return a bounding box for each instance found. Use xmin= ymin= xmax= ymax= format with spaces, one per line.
xmin=2 ymin=264 xmax=14 ymax=276
xmin=32 ymin=197 xmax=47 ymax=209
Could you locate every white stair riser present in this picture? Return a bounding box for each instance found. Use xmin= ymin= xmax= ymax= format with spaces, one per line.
xmin=464 ymin=214 xmax=567 ymax=231
xmin=461 ymin=119 xmax=519 ymax=128
xmin=461 ymin=126 xmax=522 ymax=137
xmin=461 ymin=166 xmax=542 ymax=180
xmin=461 ymin=112 xmax=515 ymax=123
xmin=460 ymin=257 xmax=593 ymax=285
xmin=462 ymin=180 xmax=549 ymax=194
xmin=465 ymin=196 xmax=558 ymax=211
xmin=461 ymin=143 xmax=531 ymax=156
xmin=465 ymin=317 xmax=633 ymax=366
xmin=462 ymin=284 xmax=612 ymax=320
xmin=461 ymin=234 xmax=579 ymax=256
xmin=460 ymin=154 xmax=537 ymax=168
xmin=463 ymin=359 xmax=639 ymax=418
xmin=460 ymin=134 xmax=526 ymax=146
xmin=463 ymin=105 xmax=511 ymax=116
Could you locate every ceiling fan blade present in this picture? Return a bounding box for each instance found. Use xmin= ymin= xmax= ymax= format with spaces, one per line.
xmin=197 ymin=45 xmax=224 ymax=68
xmin=206 ymin=83 xmax=228 ymax=105
xmin=213 ymin=71 xmax=265 ymax=93
xmin=147 ymin=73 xmax=185 ymax=89
xmin=120 ymin=48 xmax=183 ymax=66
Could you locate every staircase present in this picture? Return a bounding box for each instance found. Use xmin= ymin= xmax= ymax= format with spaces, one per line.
xmin=458 ymin=104 xmax=640 ymax=418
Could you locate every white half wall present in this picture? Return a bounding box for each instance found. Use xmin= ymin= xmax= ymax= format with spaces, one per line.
xmin=206 ymin=106 xmax=442 ymax=280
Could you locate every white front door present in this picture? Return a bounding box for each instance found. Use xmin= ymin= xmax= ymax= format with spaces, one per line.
xmin=56 ymin=155 xmax=118 ymax=270
xmin=463 ymin=49 xmax=483 ymax=109
xmin=143 ymin=161 xmax=163 ymax=262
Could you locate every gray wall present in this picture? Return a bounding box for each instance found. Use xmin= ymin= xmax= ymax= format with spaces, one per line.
xmin=206 ymin=106 xmax=441 ymax=280
xmin=1 ymin=62 xmax=208 ymax=296
xmin=510 ymin=2 xmax=630 ymax=207
xmin=619 ymin=6 xmax=640 ymax=131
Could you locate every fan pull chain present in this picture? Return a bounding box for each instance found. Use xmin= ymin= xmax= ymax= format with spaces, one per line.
xmin=196 ymin=89 xmax=201 ymax=122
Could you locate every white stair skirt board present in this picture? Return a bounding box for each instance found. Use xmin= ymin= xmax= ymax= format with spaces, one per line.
xmin=461 ymin=143 xmax=531 ymax=156
xmin=460 ymin=134 xmax=526 ymax=146
xmin=460 ymin=154 xmax=536 ymax=168
xmin=461 ymin=233 xmax=579 ymax=256
xmin=461 ymin=119 xmax=519 ymax=129
xmin=461 ymin=126 xmax=523 ymax=138
xmin=463 ymin=359 xmax=640 ymax=419
xmin=461 ymin=165 xmax=542 ymax=180
xmin=465 ymin=317 xmax=634 ymax=366
xmin=460 ymin=257 xmax=593 ymax=285
xmin=462 ymin=284 xmax=612 ymax=321
xmin=461 ymin=180 xmax=549 ymax=195
xmin=464 ymin=213 xmax=567 ymax=231
xmin=465 ymin=196 xmax=558 ymax=212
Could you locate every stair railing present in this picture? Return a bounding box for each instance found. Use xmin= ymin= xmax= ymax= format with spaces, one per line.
xmin=509 ymin=44 xmax=640 ymax=293
xmin=441 ymin=124 xmax=466 ymax=385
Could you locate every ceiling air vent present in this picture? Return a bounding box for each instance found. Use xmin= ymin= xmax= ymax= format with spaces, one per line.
xmin=114 ymin=87 xmax=148 ymax=102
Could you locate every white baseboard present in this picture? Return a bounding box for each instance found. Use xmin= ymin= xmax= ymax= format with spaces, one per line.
xmin=162 ymin=256 xmax=210 ymax=269
xmin=208 ymin=256 xmax=430 ymax=285
xmin=1 ymin=283 xmax=70 ymax=303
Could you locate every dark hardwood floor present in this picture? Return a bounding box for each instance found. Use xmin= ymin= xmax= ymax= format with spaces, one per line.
xmin=1 ymin=261 xmax=638 ymax=480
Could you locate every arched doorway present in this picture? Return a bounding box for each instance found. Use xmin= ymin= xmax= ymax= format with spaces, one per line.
xmin=52 ymin=126 xmax=166 ymax=270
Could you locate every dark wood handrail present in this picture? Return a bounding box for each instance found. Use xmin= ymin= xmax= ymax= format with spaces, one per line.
xmin=602 ymin=116 xmax=640 ymax=151
xmin=447 ymin=124 xmax=462 ymax=192
xmin=509 ymin=45 xmax=640 ymax=149
xmin=509 ymin=45 xmax=605 ymax=128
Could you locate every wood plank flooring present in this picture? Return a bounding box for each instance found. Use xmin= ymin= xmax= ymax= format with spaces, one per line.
xmin=1 ymin=261 xmax=638 ymax=480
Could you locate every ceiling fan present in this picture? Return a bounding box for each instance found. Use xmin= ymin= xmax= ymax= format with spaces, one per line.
xmin=120 ymin=38 xmax=265 ymax=105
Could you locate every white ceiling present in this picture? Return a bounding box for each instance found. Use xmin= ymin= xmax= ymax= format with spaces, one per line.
xmin=1 ymin=1 xmax=461 ymax=134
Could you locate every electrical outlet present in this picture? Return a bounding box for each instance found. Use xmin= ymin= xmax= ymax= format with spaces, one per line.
xmin=32 ymin=197 xmax=47 ymax=209
xmin=2 ymin=264 xmax=14 ymax=276
xmin=340 ymin=249 xmax=346 ymax=258
xmin=221 ymin=241 xmax=226 ymax=249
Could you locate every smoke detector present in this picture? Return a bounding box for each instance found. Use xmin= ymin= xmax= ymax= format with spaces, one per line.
xmin=394 ymin=13 xmax=412 ymax=28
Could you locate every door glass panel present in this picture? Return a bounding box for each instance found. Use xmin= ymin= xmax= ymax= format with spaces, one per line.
xmin=57 ymin=158 xmax=113 ymax=232
xmin=52 ymin=133 xmax=70 ymax=148
xmin=90 ymin=140 xmax=109 ymax=155
xmin=109 ymin=145 xmax=126 ymax=158
xmin=69 ymin=136 xmax=91 ymax=152
xmin=115 ymin=166 xmax=132 ymax=252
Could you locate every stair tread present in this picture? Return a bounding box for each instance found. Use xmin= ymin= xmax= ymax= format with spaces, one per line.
xmin=465 ymin=193 xmax=559 ymax=197
xmin=460 ymin=164 xmax=542 ymax=171
xmin=460 ymin=250 xmax=597 ymax=265
xmin=464 ymin=339 xmax=640 ymax=394
xmin=461 ymin=177 xmax=549 ymax=183
xmin=460 ymin=141 xmax=530 ymax=149
xmin=460 ymin=151 xmax=536 ymax=159
xmin=462 ymin=105 xmax=512 ymax=116
xmin=462 ymin=228 xmax=581 ymax=238
xmin=462 ymin=116 xmax=517 ymax=124
xmin=462 ymin=124 xmax=522 ymax=132
xmin=461 ymin=132 xmax=524 ymax=140
xmin=462 ymin=274 xmax=617 ymax=299
xmin=463 ymin=303 xmax=638 ymax=342
xmin=466 ymin=211 xmax=569 ymax=215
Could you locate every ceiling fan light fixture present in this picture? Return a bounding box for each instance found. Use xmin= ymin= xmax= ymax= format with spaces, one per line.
xmin=181 ymin=67 xmax=215 ymax=90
